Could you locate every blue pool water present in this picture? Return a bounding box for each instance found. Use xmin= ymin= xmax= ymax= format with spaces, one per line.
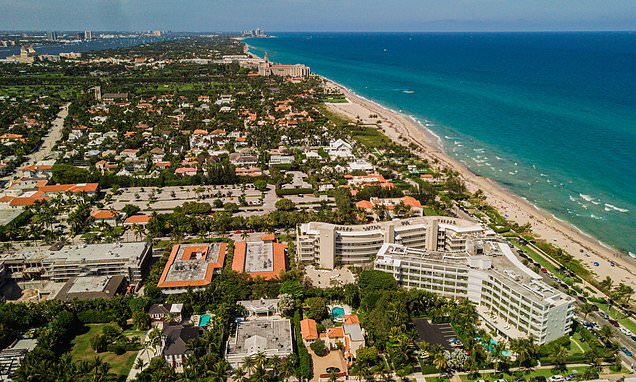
xmin=331 ymin=306 xmax=345 ymax=320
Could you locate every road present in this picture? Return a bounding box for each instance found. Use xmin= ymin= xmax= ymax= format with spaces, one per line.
xmin=26 ymin=102 xmax=70 ymax=164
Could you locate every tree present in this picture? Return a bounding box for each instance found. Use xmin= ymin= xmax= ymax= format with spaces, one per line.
xmin=304 ymin=297 xmax=328 ymax=321
xmin=310 ymin=339 xmax=330 ymax=356
xmin=254 ymin=179 xmax=268 ymax=192
xmin=578 ymin=303 xmax=595 ymax=320
xmin=432 ymin=347 xmax=448 ymax=376
xmin=358 ymin=270 xmax=397 ymax=291
xmin=223 ymin=202 xmax=239 ymax=213
xmin=90 ymin=334 xmax=108 ymax=353
xmin=598 ymin=325 xmax=615 ymax=342
xmin=600 ymin=276 xmax=614 ymax=293
xmin=122 ymin=204 xmax=141 ymax=217
xmin=275 ymin=198 xmax=296 ymax=211
xmin=132 ymin=310 xmax=151 ymax=330
xmin=277 ymin=294 xmax=297 ymax=317
xmin=551 ymin=345 xmax=568 ymax=370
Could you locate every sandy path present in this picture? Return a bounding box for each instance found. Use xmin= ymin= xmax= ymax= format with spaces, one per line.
xmin=323 ymin=79 xmax=636 ymax=289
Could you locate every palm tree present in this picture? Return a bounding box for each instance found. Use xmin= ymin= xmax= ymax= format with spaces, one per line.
xmin=488 ymin=339 xmax=507 ymax=373
xmin=134 ymin=357 xmax=146 ymax=370
xmin=253 ymin=352 xmax=268 ymax=369
xmin=432 ymin=348 xmax=448 ymax=376
xmin=242 ymin=356 xmax=256 ymax=377
xmin=209 ymin=359 xmax=229 ymax=382
xmin=600 ymin=276 xmax=614 ymax=293
xmin=578 ymin=303 xmax=595 ymax=320
xmin=232 ymin=367 xmax=248 ymax=382
xmin=598 ymin=325 xmax=615 ymax=343
xmin=89 ymin=356 xmax=111 ymax=382
xmin=551 ymin=345 xmax=568 ymax=370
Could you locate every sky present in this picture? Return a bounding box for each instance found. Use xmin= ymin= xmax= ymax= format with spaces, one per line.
xmin=1 ymin=0 xmax=635 ymax=32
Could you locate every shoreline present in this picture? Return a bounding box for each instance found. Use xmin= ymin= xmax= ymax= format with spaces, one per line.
xmin=319 ymin=77 xmax=636 ymax=289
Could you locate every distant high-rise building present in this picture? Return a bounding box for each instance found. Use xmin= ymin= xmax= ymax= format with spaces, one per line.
xmin=84 ymin=30 xmax=92 ymax=41
xmin=47 ymin=31 xmax=58 ymax=41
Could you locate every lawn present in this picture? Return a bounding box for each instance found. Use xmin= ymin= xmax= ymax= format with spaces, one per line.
xmin=459 ymin=366 xmax=604 ymax=382
xmin=569 ymin=332 xmax=590 ymax=355
xmin=351 ymin=126 xmax=393 ymax=150
xmin=593 ymin=303 xmax=636 ymax=334
xmin=70 ymin=323 xmax=140 ymax=379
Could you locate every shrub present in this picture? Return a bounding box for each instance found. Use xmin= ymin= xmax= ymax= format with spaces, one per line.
xmin=310 ymin=339 xmax=330 ymax=357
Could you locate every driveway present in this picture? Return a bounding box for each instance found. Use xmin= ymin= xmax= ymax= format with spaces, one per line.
xmin=309 ymin=349 xmax=347 ymax=382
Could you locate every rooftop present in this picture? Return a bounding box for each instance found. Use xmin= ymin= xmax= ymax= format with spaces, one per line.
xmin=232 ymin=240 xmax=287 ymax=280
xmin=226 ymin=318 xmax=293 ymax=357
xmin=157 ymin=243 xmax=226 ymax=289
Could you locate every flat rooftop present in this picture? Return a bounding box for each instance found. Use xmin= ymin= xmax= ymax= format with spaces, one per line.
xmin=1 ymin=242 xmax=149 ymax=264
xmin=68 ymin=275 xmax=110 ymax=294
xmin=226 ymin=318 xmax=293 ymax=357
xmin=232 ymin=241 xmax=287 ymax=280
xmin=157 ymin=243 xmax=226 ymax=289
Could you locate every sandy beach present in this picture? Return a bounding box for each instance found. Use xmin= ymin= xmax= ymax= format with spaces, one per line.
xmin=322 ymin=78 xmax=636 ymax=292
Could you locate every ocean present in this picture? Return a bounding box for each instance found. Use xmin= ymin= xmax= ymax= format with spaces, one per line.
xmin=247 ymin=32 xmax=636 ymax=256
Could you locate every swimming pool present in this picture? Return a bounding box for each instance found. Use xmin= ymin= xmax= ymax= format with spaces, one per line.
xmin=331 ymin=306 xmax=345 ymax=320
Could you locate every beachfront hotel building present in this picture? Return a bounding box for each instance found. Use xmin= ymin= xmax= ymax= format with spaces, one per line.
xmin=373 ymin=242 xmax=574 ymax=344
xmin=157 ymin=243 xmax=227 ymax=294
xmin=296 ymin=216 xmax=492 ymax=269
xmin=257 ymin=52 xmax=310 ymax=77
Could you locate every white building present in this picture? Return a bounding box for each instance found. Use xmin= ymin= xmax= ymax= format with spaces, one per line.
xmin=296 ymin=216 xmax=491 ymax=269
xmin=374 ymin=242 xmax=574 ymax=344
xmin=225 ymin=299 xmax=293 ymax=367
xmin=327 ymin=139 xmax=354 ymax=159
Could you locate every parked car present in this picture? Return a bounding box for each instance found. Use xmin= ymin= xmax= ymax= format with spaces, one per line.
xmin=535 ymin=376 xmax=547 ymax=382
xmin=565 ymin=374 xmax=577 ymax=381
xmin=548 ymin=375 xmax=564 ymax=382
xmin=631 ymin=335 xmax=636 ymax=342
xmin=620 ymin=347 xmax=633 ymax=357
xmin=326 ymin=367 xmax=341 ymax=374
xmin=513 ymin=377 xmax=527 ymax=382
xmin=599 ymin=312 xmax=609 ymax=320
xmin=609 ymin=319 xmax=620 ymax=327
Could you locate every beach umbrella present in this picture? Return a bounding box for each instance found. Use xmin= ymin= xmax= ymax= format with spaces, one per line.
xmin=593 ymin=262 xmax=599 ymax=266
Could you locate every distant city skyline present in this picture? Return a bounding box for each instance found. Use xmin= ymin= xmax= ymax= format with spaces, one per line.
xmin=1 ymin=0 xmax=635 ymax=32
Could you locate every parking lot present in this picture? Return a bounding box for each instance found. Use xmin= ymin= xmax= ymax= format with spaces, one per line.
xmin=411 ymin=318 xmax=460 ymax=351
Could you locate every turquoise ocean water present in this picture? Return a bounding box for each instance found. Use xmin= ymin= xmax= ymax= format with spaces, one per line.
xmin=247 ymin=32 xmax=636 ymax=256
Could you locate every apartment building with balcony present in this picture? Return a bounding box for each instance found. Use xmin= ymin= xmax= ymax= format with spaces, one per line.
xmin=373 ymin=241 xmax=574 ymax=344
xmin=296 ymin=216 xmax=492 ymax=269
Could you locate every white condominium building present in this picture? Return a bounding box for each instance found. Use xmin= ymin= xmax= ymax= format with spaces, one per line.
xmin=296 ymin=216 xmax=493 ymax=269
xmin=374 ymin=242 xmax=574 ymax=344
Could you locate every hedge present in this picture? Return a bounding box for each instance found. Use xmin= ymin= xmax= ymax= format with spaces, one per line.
xmin=293 ymin=310 xmax=313 ymax=379
xmin=276 ymin=188 xmax=313 ymax=196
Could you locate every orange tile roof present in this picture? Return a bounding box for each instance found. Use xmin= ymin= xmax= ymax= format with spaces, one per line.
xmin=181 ymin=245 xmax=209 ymax=261
xmin=124 ymin=214 xmax=152 ymax=224
xmin=355 ymin=200 xmax=374 ymax=210
xmin=91 ymin=209 xmax=117 ymax=219
xmin=261 ymin=233 xmax=275 ymax=241
xmin=300 ymin=319 xmax=318 ymax=341
xmin=401 ymin=196 xmax=422 ymax=208
xmin=231 ymin=241 xmax=287 ymax=280
xmin=39 ymin=183 xmax=99 ymax=194
xmin=343 ymin=315 xmax=360 ymax=324
xmin=327 ymin=327 xmax=345 ymax=338
xmin=157 ymin=243 xmax=227 ymax=289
